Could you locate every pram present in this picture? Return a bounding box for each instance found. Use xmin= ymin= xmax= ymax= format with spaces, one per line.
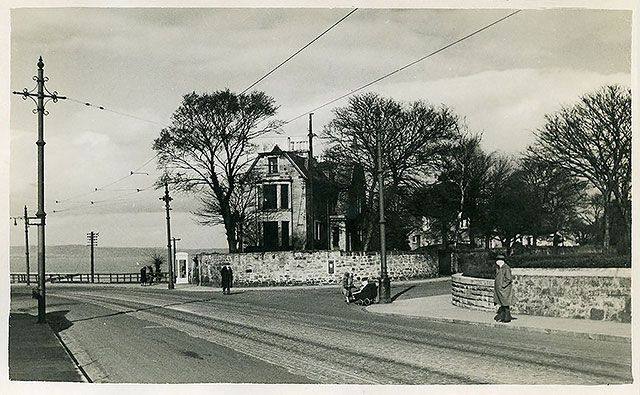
xmin=351 ymin=282 xmax=378 ymax=306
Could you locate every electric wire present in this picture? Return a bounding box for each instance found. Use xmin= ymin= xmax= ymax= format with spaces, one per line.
xmin=51 ymin=185 xmax=155 ymax=214
xmin=66 ymin=97 xmax=168 ymax=127
xmin=240 ymin=8 xmax=358 ymax=94
xmin=284 ymin=9 xmax=522 ymax=124
xmin=44 ymin=10 xmax=520 ymax=215
xmin=54 ymin=154 xmax=158 ymax=204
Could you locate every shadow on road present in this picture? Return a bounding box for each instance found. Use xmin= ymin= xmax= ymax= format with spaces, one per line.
xmin=69 ymin=296 xmax=219 ymax=324
xmin=390 ymin=285 xmax=416 ymax=302
xmin=47 ymin=310 xmax=74 ymax=333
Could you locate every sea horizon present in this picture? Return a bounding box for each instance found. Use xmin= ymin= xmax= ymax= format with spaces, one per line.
xmin=9 ymin=244 xmax=228 ymax=274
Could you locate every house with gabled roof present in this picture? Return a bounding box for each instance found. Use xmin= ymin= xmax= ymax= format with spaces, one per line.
xmin=243 ymin=145 xmax=365 ymax=252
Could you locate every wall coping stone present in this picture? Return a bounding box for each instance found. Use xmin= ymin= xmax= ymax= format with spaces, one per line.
xmin=452 ymin=273 xmax=493 ymax=286
xmin=512 ymin=268 xmax=631 ymax=278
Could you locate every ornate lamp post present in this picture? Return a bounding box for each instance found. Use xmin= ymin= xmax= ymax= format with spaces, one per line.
xmin=12 ymin=57 xmax=66 ymax=323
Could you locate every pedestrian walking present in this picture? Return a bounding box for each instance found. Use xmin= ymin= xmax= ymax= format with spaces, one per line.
xmin=494 ymin=255 xmax=513 ymax=323
xmin=140 ymin=266 xmax=147 ymax=286
xmin=341 ymin=271 xmax=354 ymax=303
xmin=220 ymin=264 xmax=233 ymax=295
xmin=147 ymin=265 xmax=154 ymax=286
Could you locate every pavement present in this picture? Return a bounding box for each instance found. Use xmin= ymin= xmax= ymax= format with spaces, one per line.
xmin=367 ymin=294 xmax=632 ymax=343
xmin=8 ymin=312 xmax=87 ymax=382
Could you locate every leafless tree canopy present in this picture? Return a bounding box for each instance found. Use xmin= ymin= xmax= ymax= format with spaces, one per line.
xmin=322 ymin=93 xmax=461 ymax=250
xmin=153 ymin=89 xmax=281 ymax=251
xmin=529 ymin=85 xmax=631 ymax=251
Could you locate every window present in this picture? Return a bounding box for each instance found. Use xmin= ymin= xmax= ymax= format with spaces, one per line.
xmin=263 ymin=185 xmax=277 ymax=209
xmin=268 ymin=157 xmax=278 ymax=173
xmin=280 ymin=184 xmax=289 ymax=209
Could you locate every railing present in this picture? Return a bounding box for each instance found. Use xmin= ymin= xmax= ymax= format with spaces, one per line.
xmin=10 ymin=272 xmax=169 ymax=284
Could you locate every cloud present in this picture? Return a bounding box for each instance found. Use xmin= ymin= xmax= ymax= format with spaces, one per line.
xmin=72 ymin=131 xmax=111 ymax=148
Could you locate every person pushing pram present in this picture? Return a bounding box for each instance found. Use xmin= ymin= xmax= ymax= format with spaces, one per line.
xmin=349 ymin=277 xmax=378 ymax=306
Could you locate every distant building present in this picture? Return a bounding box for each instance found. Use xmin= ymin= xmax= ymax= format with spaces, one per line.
xmin=243 ymin=145 xmax=365 ymax=252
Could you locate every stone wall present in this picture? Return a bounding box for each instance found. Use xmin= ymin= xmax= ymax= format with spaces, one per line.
xmin=198 ymin=250 xmax=438 ymax=287
xmin=513 ymin=268 xmax=631 ymax=323
xmin=451 ymin=274 xmax=494 ymax=311
xmin=451 ymin=268 xmax=631 ymax=322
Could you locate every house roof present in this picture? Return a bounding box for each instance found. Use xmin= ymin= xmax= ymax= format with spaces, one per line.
xmin=245 ymin=145 xmax=310 ymax=179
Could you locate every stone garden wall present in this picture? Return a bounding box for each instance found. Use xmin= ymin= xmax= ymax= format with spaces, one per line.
xmin=451 ymin=274 xmax=494 ymax=311
xmin=513 ymin=268 xmax=631 ymax=323
xmin=198 ymin=250 xmax=438 ymax=287
xmin=451 ymin=268 xmax=631 ymax=322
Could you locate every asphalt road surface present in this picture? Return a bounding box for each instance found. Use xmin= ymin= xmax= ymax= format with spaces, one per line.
xmin=10 ymin=281 xmax=632 ymax=384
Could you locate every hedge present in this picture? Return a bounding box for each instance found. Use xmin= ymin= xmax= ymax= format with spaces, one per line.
xmin=459 ymin=252 xmax=630 ymax=280
xmin=507 ymin=253 xmax=630 ymax=269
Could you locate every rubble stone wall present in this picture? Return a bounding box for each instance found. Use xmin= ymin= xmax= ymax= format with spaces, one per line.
xmin=451 ymin=274 xmax=494 ymax=311
xmin=198 ymin=250 xmax=438 ymax=288
xmin=452 ymin=268 xmax=631 ymax=322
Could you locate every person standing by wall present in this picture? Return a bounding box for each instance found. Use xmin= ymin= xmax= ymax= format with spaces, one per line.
xmin=220 ymin=264 xmax=233 ymax=295
xmin=494 ymin=255 xmax=513 ymax=323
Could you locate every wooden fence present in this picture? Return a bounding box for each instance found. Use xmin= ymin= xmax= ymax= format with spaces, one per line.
xmin=10 ymin=272 xmax=169 ymax=284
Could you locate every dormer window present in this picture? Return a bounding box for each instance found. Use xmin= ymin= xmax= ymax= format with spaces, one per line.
xmin=268 ymin=157 xmax=278 ymax=173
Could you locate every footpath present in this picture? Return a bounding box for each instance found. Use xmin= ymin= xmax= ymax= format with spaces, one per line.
xmin=8 ymin=286 xmax=87 ymax=382
xmin=366 ymin=293 xmax=631 ymax=343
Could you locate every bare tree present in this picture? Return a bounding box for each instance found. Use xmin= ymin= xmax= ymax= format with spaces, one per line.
xmin=153 ymin=89 xmax=281 ymax=252
xmin=438 ymin=133 xmax=493 ymax=249
xmin=529 ymin=85 xmax=631 ymax=252
xmin=322 ymin=93 xmax=460 ymax=250
xmin=519 ymin=156 xmax=587 ymax=247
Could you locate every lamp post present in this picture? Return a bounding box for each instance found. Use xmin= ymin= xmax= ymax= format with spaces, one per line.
xmin=12 ymin=57 xmax=66 ymax=323
xmin=160 ymin=182 xmax=175 ymax=289
xmin=10 ymin=205 xmax=37 ymax=285
xmin=376 ymin=127 xmax=391 ymax=303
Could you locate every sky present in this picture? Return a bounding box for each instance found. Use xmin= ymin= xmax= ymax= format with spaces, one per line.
xmin=5 ymin=5 xmax=634 ymax=249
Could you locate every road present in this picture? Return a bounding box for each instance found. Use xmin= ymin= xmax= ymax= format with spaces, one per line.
xmin=10 ymin=281 xmax=632 ymax=384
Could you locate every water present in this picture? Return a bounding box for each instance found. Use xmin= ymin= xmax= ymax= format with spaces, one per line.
xmin=9 ymin=245 xmax=226 ymax=274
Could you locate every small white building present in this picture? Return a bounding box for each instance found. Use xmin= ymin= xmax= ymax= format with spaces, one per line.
xmin=175 ymin=252 xmax=189 ymax=284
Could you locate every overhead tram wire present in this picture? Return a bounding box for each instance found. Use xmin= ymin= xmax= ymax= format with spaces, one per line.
xmin=55 ymin=97 xmax=166 ymax=203
xmin=240 ymin=8 xmax=358 ymax=94
xmin=52 ymin=185 xmax=155 ymax=214
xmin=54 ymin=153 xmax=159 ymax=204
xmin=66 ymin=97 xmax=168 ymax=127
xmin=284 ymin=9 xmax=522 ymax=124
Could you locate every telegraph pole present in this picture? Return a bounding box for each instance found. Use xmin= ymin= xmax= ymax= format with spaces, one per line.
xmin=160 ymin=182 xmax=175 ymax=289
xmin=87 ymin=231 xmax=98 ymax=283
xmin=172 ymin=237 xmax=181 ymax=281
xmin=13 ymin=56 xmax=66 ymax=323
xmin=376 ymin=127 xmax=391 ymax=303
xmin=308 ymin=113 xmax=315 ymax=250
